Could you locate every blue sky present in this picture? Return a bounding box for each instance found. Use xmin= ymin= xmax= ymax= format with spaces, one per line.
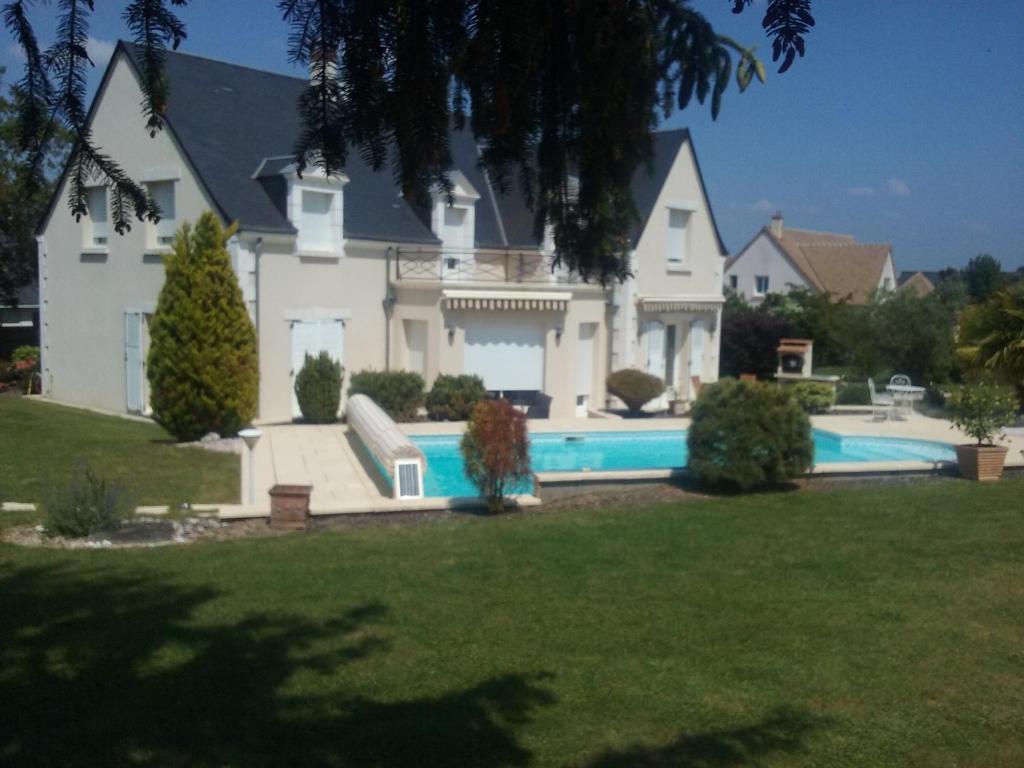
xmin=3 ymin=1 xmax=1022 ymax=272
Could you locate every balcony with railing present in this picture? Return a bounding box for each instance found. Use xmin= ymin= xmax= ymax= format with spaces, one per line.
xmin=394 ymin=247 xmax=578 ymax=285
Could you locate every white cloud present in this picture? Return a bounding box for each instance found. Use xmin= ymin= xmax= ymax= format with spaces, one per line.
xmin=886 ymin=177 xmax=911 ymax=197
xmin=749 ymin=198 xmax=775 ymax=213
xmin=848 ymin=186 xmax=876 ymax=197
xmin=86 ymin=36 xmax=116 ymax=71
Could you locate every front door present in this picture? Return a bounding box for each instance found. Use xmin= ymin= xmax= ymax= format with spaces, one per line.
xmin=576 ymin=322 xmax=597 ymax=416
xmin=291 ymin=319 xmax=344 ymax=418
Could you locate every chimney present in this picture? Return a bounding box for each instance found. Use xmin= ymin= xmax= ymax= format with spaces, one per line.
xmin=769 ymin=212 xmax=784 ymax=238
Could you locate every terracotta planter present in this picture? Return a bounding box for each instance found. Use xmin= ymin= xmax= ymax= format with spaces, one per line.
xmin=954 ymin=444 xmax=1009 ymax=482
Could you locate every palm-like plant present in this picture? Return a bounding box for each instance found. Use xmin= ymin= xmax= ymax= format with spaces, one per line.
xmin=957 ymin=286 xmax=1024 ymax=385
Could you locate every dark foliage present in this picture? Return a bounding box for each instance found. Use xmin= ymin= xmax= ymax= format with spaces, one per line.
xmin=5 ymin=0 xmax=816 ymax=284
xmin=425 ymin=373 xmax=486 ymax=421
xmin=688 ymin=379 xmax=813 ymax=489
xmin=606 ymin=368 xmax=665 ymax=414
xmin=348 ymin=369 xmax=424 ymax=422
xmin=720 ymin=308 xmax=793 ymax=379
xmin=835 ymin=381 xmax=870 ymax=406
xmin=962 ymin=253 xmax=1005 ymax=303
xmin=295 ymin=351 xmax=343 ymax=423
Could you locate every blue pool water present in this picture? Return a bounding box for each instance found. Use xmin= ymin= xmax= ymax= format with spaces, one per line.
xmin=408 ymin=429 xmax=957 ymax=498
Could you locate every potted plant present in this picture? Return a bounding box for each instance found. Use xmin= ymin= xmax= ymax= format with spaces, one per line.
xmin=946 ymin=383 xmax=1019 ymax=481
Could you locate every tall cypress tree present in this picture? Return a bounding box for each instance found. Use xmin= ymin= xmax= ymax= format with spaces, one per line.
xmin=147 ymin=211 xmax=258 ymax=441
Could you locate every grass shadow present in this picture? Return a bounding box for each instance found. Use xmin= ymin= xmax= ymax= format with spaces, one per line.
xmin=578 ymin=706 xmax=834 ymax=767
xmin=0 ymin=562 xmax=554 ymax=766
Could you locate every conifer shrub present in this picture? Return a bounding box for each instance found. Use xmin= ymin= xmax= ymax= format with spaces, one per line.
xmin=45 ymin=467 xmax=130 ymax=538
xmin=789 ymin=381 xmax=836 ymax=413
xmin=688 ymin=379 xmax=813 ymax=490
xmin=348 ymin=370 xmax=425 ymax=421
xmin=147 ymin=213 xmax=258 ymax=441
xmin=295 ymin=352 xmax=344 ymax=423
xmin=606 ymin=369 xmax=665 ymax=414
xmin=460 ymin=398 xmax=531 ymax=513
xmin=425 ymin=374 xmax=487 ymax=421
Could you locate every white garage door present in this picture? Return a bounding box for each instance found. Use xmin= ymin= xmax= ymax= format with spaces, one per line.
xmin=291 ymin=319 xmax=344 ymax=417
xmin=465 ymin=320 xmax=545 ymax=391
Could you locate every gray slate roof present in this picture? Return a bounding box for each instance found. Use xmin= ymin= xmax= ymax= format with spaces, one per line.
xmin=50 ymin=43 xmax=724 ymax=252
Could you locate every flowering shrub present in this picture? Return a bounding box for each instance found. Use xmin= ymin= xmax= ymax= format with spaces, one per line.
xmin=460 ymin=398 xmax=531 ymax=513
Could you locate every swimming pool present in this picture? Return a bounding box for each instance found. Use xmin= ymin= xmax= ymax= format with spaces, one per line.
xmin=407 ymin=429 xmax=957 ymax=498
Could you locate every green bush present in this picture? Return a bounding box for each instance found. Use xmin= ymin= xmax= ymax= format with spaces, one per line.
xmin=836 ymin=382 xmax=870 ymax=406
xmin=44 ymin=467 xmax=130 ymax=538
xmin=789 ymin=381 xmax=836 ymax=413
xmin=946 ymin=383 xmax=1019 ymax=446
xmin=606 ymin=369 xmax=665 ymax=414
xmin=148 ymin=213 xmax=258 ymax=441
xmin=11 ymin=344 xmax=38 ymax=363
xmin=426 ymin=374 xmax=486 ymax=421
xmin=295 ymin=352 xmax=344 ymax=423
xmin=348 ymin=370 xmax=425 ymax=422
xmin=688 ymin=379 xmax=814 ymax=490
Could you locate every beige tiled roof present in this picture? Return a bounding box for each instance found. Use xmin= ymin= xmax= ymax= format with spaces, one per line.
xmin=769 ymin=228 xmax=891 ymax=304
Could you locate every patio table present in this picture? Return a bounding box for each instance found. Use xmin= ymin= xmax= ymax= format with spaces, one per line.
xmin=886 ymin=384 xmax=926 ymax=419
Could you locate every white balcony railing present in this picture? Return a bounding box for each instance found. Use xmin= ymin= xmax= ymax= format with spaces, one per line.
xmin=394 ymin=247 xmax=576 ymax=285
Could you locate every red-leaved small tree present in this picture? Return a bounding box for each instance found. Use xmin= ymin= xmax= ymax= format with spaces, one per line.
xmin=460 ymin=399 xmax=531 ymax=513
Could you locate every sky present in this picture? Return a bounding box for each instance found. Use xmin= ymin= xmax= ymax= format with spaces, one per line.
xmin=2 ymin=0 xmax=1022 ymax=273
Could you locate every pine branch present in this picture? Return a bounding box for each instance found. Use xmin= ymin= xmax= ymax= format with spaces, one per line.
xmin=123 ymin=0 xmax=189 ymax=136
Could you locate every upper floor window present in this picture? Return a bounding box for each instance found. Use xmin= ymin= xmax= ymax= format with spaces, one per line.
xmin=431 ymin=170 xmax=479 ymax=256
xmin=755 ymin=275 xmax=770 ymax=295
xmin=882 ymin=276 xmax=893 ymax=291
xmin=84 ymin=186 xmax=108 ymax=248
xmin=300 ymin=190 xmax=334 ymax=252
xmin=667 ymin=207 xmax=691 ymax=267
xmin=729 ymin=274 xmax=738 ymax=290
xmin=147 ymin=180 xmax=177 ymax=248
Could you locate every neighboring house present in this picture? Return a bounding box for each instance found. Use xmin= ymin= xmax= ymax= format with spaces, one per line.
xmin=898 ymin=270 xmax=941 ymax=297
xmin=36 ymin=43 xmax=726 ymax=422
xmin=725 ymin=214 xmax=896 ymax=305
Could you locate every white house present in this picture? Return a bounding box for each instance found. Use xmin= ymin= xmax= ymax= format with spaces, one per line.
xmin=725 ymin=214 xmax=896 ymax=305
xmin=36 ymin=43 xmax=728 ymax=422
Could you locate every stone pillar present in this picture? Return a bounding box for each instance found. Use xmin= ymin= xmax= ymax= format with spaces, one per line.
xmin=268 ymin=484 xmax=312 ymax=530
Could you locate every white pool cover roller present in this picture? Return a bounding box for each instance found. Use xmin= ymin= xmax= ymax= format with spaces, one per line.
xmin=347 ymin=394 xmax=426 ymax=499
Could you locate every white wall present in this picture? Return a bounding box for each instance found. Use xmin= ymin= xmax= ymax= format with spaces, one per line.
xmin=39 ymin=51 xmax=221 ymax=413
xmin=724 ymin=232 xmax=811 ymax=302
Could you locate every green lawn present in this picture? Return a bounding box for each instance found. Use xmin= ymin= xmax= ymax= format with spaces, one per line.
xmin=0 ymin=396 xmax=239 ymax=505
xmin=2 ymin=477 xmax=1022 ymax=766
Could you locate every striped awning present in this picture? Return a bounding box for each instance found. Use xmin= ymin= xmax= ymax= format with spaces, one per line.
xmin=442 ymin=290 xmax=571 ymax=312
xmin=639 ymin=295 xmax=725 ymax=313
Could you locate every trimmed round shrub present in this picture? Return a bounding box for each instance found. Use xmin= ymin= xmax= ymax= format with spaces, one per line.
xmin=295 ymin=352 xmax=344 ymax=423
xmin=348 ymin=369 xmax=425 ymax=422
xmin=426 ymin=374 xmax=486 ymax=421
xmin=607 ymin=369 xmax=665 ymax=414
xmin=148 ymin=213 xmax=258 ymax=441
xmin=789 ymin=381 xmax=836 ymax=413
xmin=688 ymin=379 xmax=813 ymax=489
xmin=461 ymin=398 xmax=531 ymax=513
xmin=836 ymin=382 xmax=870 ymax=406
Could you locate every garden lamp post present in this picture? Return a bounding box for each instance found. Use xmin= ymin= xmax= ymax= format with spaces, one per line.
xmin=238 ymin=428 xmax=263 ymax=506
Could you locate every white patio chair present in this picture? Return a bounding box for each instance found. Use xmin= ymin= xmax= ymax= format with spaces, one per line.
xmin=868 ymin=378 xmax=895 ymax=421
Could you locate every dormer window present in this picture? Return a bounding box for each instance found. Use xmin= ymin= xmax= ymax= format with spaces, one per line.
xmin=84 ymin=186 xmax=108 ymax=248
xmin=431 ymin=171 xmax=480 ymax=280
xmin=273 ymin=162 xmax=347 ymax=256
xmin=146 ymin=180 xmax=177 ymax=248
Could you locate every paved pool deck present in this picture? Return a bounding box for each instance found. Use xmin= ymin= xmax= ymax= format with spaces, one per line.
xmin=221 ymin=410 xmax=1024 ymax=519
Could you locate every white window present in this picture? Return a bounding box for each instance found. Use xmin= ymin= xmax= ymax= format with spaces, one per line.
xmin=85 ymin=187 xmax=108 ymax=247
xmin=755 ymin=275 xmax=770 ymax=295
xmin=667 ymin=208 xmax=690 ymax=266
xmin=299 ymin=190 xmax=334 ymax=252
xmin=147 ymin=180 xmax=177 ymax=248
xmin=689 ymin=319 xmax=705 ymax=378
